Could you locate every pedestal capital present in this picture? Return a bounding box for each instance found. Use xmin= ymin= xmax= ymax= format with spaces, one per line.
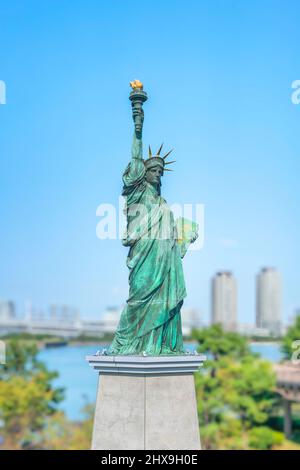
xmin=86 ymin=353 xmax=206 ymax=376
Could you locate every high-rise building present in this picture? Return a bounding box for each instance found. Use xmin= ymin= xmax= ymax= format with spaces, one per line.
xmin=211 ymin=271 xmax=237 ymax=331
xmin=181 ymin=308 xmax=202 ymax=336
xmin=256 ymin=267 xmax=282 ymax=336
xmin=0 ymin=301 xmax=16 ymax=321
xmin=101 ymin=306 xmax=121 ymax=333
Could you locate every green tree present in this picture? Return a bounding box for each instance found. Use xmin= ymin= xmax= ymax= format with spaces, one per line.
xmin=0 ymin=340 xmax=64 ymax=449
xmin=39 ymin=404 xmax=94 ymax=450
xmin=248 ymin=426 xmax=284 ymax=450
xmin=193 ymin=324 xmax=282 ymax=449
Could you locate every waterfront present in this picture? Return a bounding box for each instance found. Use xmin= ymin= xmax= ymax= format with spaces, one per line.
xmin=38 ymin=342 xmax=283 ymax=421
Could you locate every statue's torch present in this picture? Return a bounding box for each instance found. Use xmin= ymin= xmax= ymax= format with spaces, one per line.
xmin=129 ymin=80 xmax=148 ymax=135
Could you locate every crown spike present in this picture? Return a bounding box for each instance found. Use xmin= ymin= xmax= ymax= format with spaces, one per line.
xmin=163 ymin=149 xmax=173 ymax=160
xmin=148 ymin=145 xmax=152 ymax=158
xmin=164 ymin=168 xmax=173 ymax=172
xmin=157 ymin=143 xmax=164 ymax=155
xmin=164 ymin=160 xmax=176 ymax=165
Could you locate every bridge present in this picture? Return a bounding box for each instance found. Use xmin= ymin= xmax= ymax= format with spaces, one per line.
xmin=0 ymin=318 xmax=118 ymax=338
xmin=274 ymin=363 xmax=300 ymax=438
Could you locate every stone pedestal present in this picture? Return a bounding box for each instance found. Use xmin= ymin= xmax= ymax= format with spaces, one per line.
xmin=86 ymin=354 xmax=205 ymax=450
xmin=283 ymin=399 xmax=292 ymax=438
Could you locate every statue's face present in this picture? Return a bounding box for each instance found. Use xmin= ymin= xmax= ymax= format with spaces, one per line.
xmin=145 ymin=165 xmax=163 ymax=185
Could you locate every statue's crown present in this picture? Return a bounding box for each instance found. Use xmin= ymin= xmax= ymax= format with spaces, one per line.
xmin=144 ymin=144 xmax=175 ymax=172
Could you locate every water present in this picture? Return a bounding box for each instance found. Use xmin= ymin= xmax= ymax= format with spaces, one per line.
xmin=38 ymin=344 xmax=99 ymax=421
xmin=38 ymin=342 xmax=282 ymax=421
xmin=251 ymin=342 xmax=283 ymax=362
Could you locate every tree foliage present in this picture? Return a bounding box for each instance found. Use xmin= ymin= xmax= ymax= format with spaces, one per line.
xmin=0 ymin=340 xmax=64 ymax=449
xmin=39 ymin=404 xmax=94 ymax=450
xmin=193 ymin=324 xmax=282 ymax=449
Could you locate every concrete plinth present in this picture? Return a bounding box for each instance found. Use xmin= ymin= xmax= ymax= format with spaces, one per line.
xmin=283 ymin=399 xmax=292 ymax=439
xmin=86 ymin=354 xmax=205 ymax=450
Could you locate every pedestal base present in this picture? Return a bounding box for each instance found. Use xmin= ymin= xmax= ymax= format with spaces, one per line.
xmin=86 ymin=354 xmax=205 ymax=450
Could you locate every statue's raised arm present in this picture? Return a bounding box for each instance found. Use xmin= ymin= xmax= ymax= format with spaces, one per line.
xmin=129 ymin=79 xmax=147 ymax=159
xmin=129 ymin=79 xmax=147 ymax=140
xmin=122 ymin=81 xmax=148 ymax=188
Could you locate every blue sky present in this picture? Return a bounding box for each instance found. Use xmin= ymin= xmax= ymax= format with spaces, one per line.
xmin=0 ymin=0 xmax=299 ymax=324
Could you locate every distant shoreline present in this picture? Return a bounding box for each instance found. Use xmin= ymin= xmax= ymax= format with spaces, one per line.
xmin=43 ymin=340 xmax=110 ymax=349
xmin=250 ymin=341 xmax=280 ymax=346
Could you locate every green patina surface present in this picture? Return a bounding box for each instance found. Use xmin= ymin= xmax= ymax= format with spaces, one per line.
xmin=107 ymin=86 xmax=197 ymax=355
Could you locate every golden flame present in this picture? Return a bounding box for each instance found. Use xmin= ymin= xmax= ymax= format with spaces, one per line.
xmin=130 ymin=79 xmax=143 ymax=90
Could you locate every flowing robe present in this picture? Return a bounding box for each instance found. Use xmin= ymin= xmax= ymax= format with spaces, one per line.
xmin=108 ymin=134 xmax=187 ymax=355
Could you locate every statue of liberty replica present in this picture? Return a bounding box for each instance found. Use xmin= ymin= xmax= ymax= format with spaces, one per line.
xmin=87 ymin=82 xmax=204 ymax=450
xmin=108 ymin=80 xmax=198 ymax=356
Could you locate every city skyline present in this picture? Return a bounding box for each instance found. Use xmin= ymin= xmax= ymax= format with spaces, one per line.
xmin=1 ymin=1 xmax=299 ymax=325
xmin=1 ymin=266 xmax=294 ymax=334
